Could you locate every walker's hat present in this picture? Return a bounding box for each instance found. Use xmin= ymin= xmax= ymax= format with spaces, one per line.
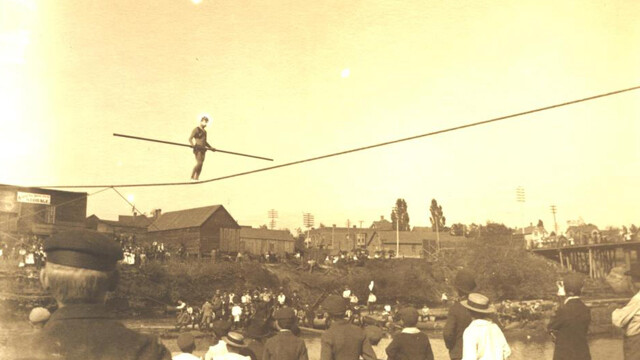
xmin=364 ymin=325 xmax=384 ymax=346
xmin=274 ymin=307 xmax=296 ymax=320
xmin=176 ymin=333 xmax=196 ymax=352
xmin=222 ymin=332 xmax=248 ymax=348
xmin=454 ymin=269 xmax=477 ymax=295
xmin=563 ymin=273 xmax=585 ymax=294
xmin=322 ymin=295 xmax=347 ymax=315
xmin=44 ymin=229 xmax=123 ymax=271
xmin=212 ymin=319 xmax=232 ymax=338
xmin=625 ymin=263 xmax=640 ymax=279
xmin=398 ymin=307 xmax=419 ymax=326
xmin=201 ymin=116 xmax=209 ymax=122
xmin=461 ymin=293 xmax=495 ymax=314
xmin=28 ymin=307 xmax=51 ymax=324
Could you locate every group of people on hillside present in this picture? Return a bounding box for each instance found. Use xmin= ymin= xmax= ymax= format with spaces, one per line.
xmin=12 ymin=227 xmax=640 ymax=360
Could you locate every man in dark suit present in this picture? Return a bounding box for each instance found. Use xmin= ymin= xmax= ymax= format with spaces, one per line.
xmin=262 ymin=307 xmax=308 ymax=360
xmin=443 ymin=268 xmax=476 ymax=360
xmin=548 ymin=273 xmax=592 ymax=360
xmin=320 ymin=295 xmax=377 ymax=360
xmin=26 ymin=229 xmax=171 ymax=360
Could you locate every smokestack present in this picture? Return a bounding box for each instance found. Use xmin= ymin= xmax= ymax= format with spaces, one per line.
xmin=153 ymin=209 xmax=162 ymax=218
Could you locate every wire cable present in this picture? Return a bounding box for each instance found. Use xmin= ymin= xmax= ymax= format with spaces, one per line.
xmin=35 ymin=85 xmax=640 ymax=189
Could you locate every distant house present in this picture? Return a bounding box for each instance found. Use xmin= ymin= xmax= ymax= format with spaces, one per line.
xmin=237 ymin=227 xmax=295 ymax=256
xmin=148 ymin=205 xmax=240 ymax=255
xmin=366 ymin=230 xmax=425 ymax=258
xmin=0 ymin=184 xmax=87 ymax=238
xmin=86 ymin=213 xmax=155 ymax=236
xmin=370 ymin=216 xmax=393 ymax=230
xmin=515 ymin=223 xmax=549 ymax=247
xmin=308 ymin=226 xmax=374 ymax=254
xmin=565 ymin=224 xmax=600 ymax=245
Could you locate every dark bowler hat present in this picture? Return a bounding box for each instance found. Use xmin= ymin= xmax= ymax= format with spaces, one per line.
xmin=625 ymin=262 xmax=640 ymax=279
xmin=322 ymin=294 xmax=347 ymax=316
xmin=454 ymin=269 xmax=477 ymax=295
xmin=176 ymin=333 xmax=196 ymax=352
xmin=397 ymin=307 xmax=419 ymax=327
xmin=273 ymin=307 xmax=296 ymax=320
xmin=563 ymin=273 xmax=585 ymax=295
xmin=44 ymin=229 xmax=123 ymax=271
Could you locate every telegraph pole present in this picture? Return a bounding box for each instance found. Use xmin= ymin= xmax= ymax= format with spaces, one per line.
xmin=516 ymin=187 xmax=525 ymax=235
xmin=393 ymin=206 xmax=399 ymax=258
xmin=268 ymin=209 xmax=278 ymax=230
xmin=303 ymin=213 xmax=314 ymax=248
xmin=550 ymin=205 xmax=558 ymax=235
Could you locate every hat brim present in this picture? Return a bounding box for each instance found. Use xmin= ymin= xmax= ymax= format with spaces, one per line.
xmin=222 ymin=337 xmax=248 ymax=348
xmin=461 ymin=300 xmax=495 ymax=314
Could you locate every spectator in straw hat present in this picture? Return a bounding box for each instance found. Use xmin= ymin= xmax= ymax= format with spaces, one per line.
xmin=444 ymin=268 xmax=476 ymax=360
xmin=28 ymin=229 xmax=171 ymax=360
xmin=263 ymin=307 xmax=308 ymax=360
xmin=212 ymin=332 xmax=251 ymax=360
xmin=244 ymin=320 xmax=272 ymax=360
xmin=385 ymin=307 xmax=434 ymax=360
xmin=613 ymin=262 xmax=640 ymax=359
xmin=28 ymin=307 xmax=51 ymax=330
xmin=173 ymin=333 xmax=201 ymax=360
xmin=320 ymin=294 xmax=377 ymax=360
xmin=547 ymin=273 xmax=591 ymax=360
xmin=461 ymin=293 xmax=510 ymax=360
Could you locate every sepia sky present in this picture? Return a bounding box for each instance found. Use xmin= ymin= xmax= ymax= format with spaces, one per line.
xmin=1 ymin=0 xmax=639 ymax=232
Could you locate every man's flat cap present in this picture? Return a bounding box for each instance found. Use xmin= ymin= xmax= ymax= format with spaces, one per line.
xmin=44 ymin=229 xmax=123 ymax=271
xmin=273 ymin=307 xmax=296 ymax=320
xmin=322 ymin=294 xmax=347 ymax=316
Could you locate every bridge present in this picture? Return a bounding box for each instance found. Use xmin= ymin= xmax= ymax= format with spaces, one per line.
xmin=531 ymin=241 xmax=640 ymax=278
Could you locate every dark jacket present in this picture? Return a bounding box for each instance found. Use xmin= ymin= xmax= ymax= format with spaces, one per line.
xmin=263 ymin=330 xmax=308 ymax=360
xmin=443 ymin=301 xmax=472 ymax=360
xmin=30 ymin=304 xmax=171 ymax=360
xmin=385 ymin=330 xmax=434 ymax=360
xmin=320 ymin=318 xmax=377 ymax=360
xmin=547 ymin=298 xmax=592 ymax=360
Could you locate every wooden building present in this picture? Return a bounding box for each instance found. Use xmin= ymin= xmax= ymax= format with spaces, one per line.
xmin=0 ymin=184 xmax=87 ymax=239
xmin=237 ymin=227 xmax=295 ymax=255
xmin=86 ymin=214 xmax=154 ymax=237
xmin=147 ymin=205 xmax=239 ymax=255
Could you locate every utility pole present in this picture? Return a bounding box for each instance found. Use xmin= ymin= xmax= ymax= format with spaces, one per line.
xmin=550 ymin=205 xmax=558 ymax=235
xmin=268 ymin=209 xmax=278 ymax=230
xmin=516 ymin=186 xmax=526 ymax=235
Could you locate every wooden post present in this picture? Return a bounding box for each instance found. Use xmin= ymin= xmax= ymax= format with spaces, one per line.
xmin=559 ymin=250 xmax=564 ymax=269
xmin=625 ymin=249 xmax=632 ymax=270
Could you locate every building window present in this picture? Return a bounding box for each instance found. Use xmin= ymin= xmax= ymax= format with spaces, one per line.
xmin=44 ymin=206 xmax=56 ymax=224
xmin=357 ymin=233 xmax=366 ymax=246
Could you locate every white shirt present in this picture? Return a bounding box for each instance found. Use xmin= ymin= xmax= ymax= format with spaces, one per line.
xmin=204 ymin=341 xmax=228 ymax=360
xmin=462 ymin=319 xmax=511 ymax=360
xmin=173 ymin=353 xmax=202 ymax=360
xmin=277 ymin=294 xmax=286 ymax=304
xmin=342 ymin=290 xmax=351 ymax=298
xmin=613 ymin=290 xmax=640 ymax=337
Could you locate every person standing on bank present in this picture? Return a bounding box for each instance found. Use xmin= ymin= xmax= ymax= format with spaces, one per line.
xmin=263 ymin=307 xmax=308 ymax=360
xmin=27 ymin=229 xmax=171 ymax=360
xmin=612 ymin=262 xmax=640 ymax=359
xmin=320 ymin=294 xmax=377 ymax=360
xmin=461 ymin=293 xmax=510 ymax=360
xmin=443 ymin=268 xmax=477 ymax=360
xmin=189 ymin=116 xmax=213 ymax=181
xmin=385 ymin=307 xmax=434 ymax=360
xmin=547 ymin=273 xmax=591 ymax=360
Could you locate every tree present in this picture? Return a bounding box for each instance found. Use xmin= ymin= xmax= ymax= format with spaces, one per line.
xmin=450 ymin=223 xmax=465 ymax=236
xmin=390 ymin=199 xmax=410 ymax=231
xmin=537 ymin=219 xmax=544 ymax=228
xmin=429 ymin=199 xmax=446 ymax=232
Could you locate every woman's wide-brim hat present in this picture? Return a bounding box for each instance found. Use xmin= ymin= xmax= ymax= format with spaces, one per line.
xmin=461 ymin=293 xmax=495 ymax=314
